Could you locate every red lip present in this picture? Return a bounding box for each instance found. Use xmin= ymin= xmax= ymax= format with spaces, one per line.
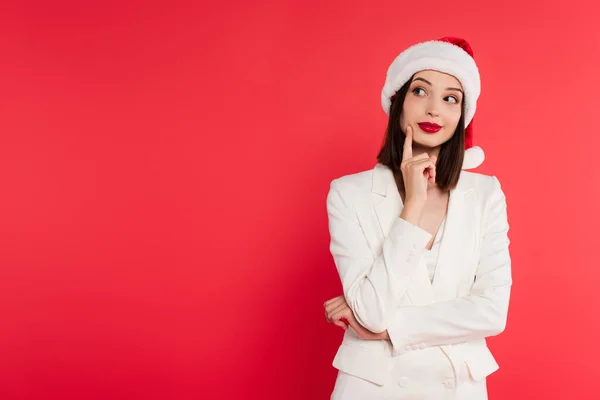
xmin=417 ymin=122 xmax=442 ymax=134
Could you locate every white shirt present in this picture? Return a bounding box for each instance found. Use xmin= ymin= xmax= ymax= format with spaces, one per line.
xmin=422 ymin=216 xmax=447 ymax=282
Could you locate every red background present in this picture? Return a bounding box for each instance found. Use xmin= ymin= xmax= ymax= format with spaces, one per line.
xmin=1 ymin=0 xmax=599 ymax=399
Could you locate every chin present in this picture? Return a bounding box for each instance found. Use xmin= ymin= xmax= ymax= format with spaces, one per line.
xmin=414 ymin=135 xmax=444 ymax=149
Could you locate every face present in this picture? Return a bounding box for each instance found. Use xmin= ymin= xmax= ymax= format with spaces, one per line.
xmin=399 ymin=70 xmax=463 ymax=150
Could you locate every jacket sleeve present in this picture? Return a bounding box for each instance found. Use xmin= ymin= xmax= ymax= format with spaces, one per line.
xmin=327 ymin=179 xmax=433 ymax=333
xmin=386 ymin=176 xmax=512 ymax=356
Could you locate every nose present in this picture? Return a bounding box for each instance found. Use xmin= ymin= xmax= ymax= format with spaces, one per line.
xmin=426 ymin=98 xmax=440 ymax=117
xmin=427 ymin=107 xmax=439 ymax=117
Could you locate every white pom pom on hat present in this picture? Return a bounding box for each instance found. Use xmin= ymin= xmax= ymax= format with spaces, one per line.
xmin=381 ymin=36 xmax=484 ymax=169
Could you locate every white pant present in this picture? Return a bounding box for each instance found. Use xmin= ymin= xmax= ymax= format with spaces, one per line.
xmin=330 ymin=361 xmax=488 ymax=400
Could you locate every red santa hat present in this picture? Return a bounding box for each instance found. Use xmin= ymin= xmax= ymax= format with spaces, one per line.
xmin=381 ymin=36 xmax=484 ymax=169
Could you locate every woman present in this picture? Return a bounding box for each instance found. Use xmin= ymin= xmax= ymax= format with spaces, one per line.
xmin=322 ymin=37 xmax=512 ymax=399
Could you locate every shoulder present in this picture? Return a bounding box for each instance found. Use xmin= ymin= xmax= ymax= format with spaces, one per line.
xmin=329 ymin=168 xmax=375 ymax=192
xmin=326 ymin=165 xmax=380 ymax=209
xmin=460 ymin=171 xmax=503 ymax=191
xmin=459 ymin=171 xmax=507 ymax=207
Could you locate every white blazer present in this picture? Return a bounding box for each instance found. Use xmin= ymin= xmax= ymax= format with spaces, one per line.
xmin=326 ymin=163 xmax=512 ymax=388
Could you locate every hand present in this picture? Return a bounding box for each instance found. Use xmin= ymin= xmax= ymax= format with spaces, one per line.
xmin=324 ymin=295 xmax=388 ymax=340
xmin=401 ymin=125 xmax=437 ymax=204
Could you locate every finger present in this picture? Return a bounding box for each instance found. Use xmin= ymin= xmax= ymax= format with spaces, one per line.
xmin=427 ymin=166 xmax=436 ymax=184
xmin=325 ymin=307 xmax=332 ymax=322
xmin=325 ymin=301 xmax=348 ymax=320
xmin=415 ymin=160 xmax=436 ymax=180
xmin=402 ymin=125 xmax=413 ymax=161
xmin=330 ymin=309 xmax=351 ymax=326
xmin=423 ymin=163 xmax=436 ymax=179
xmin=324 ymin=295 xmax=345 ymax=308
xmin=417 ymin=158 xmax=436 ymax=170
xmin=324 ymin=296 xmax=346 ymax=313
xmin=406 ymin=158 xmax=436 ymax=171
xmin=427 ymin=155 xmax=437 ymax=183
xmin=408 ymin=153 xmax=431 ymax=161
xmin=327 ymin=302 xmax=349 ymax=319
xmin=401 ymin=152 xmax=429 ymax=170
xmin=326 ymin=301 xmax=350 ymax=321
xmin=333 ymin=319 xmax=348 ymax=330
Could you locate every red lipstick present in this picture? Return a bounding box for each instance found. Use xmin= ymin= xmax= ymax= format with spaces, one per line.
xmin=417 ymin=122 xmax=442 ymax=134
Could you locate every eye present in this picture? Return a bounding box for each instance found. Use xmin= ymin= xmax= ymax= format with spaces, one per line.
xmin=412 ymin=87 xmax=426 ymax=96
xmin=445 ymin=95 xmax=460 ymax=104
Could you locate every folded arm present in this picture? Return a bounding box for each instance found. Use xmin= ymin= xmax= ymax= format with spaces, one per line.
xmin=327 ymin=179 xmax=433 ymax=333
xmin=386 ymin=176 xmax=512 ymax=355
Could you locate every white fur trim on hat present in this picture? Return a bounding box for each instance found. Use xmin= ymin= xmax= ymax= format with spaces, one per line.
xmin=462 ymin=146 xmax=485 ymax=169
xmin=381 ymin=40 xmax=481 ymax=128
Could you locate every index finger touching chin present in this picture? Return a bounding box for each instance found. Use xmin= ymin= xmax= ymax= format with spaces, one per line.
xmin=403 ymin=125 xmax=413 ymax=160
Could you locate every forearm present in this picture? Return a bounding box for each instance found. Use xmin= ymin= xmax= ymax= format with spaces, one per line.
xmin=386 ymin=176 xmax=512 ymax=355
xmin=341 ymin=216 xmax=431 ymax=332
xmin=399 ymin=199 xmax=425 ymax=226
xmin=386 ymin=286 xmax=510 ymax=355
xmin=348 ymin=201 xmax=430 ymax=332
xmin=328 ymin=184 xmax=432 ymax=333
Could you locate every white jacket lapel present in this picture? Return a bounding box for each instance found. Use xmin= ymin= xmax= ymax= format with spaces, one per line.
xmin=371 ymin=165 xmax=435 ymax=305
xmin=370 ymin=164 xmax=477 ymax=305
xmin=431 ymin=178 xmax=472 ymax=302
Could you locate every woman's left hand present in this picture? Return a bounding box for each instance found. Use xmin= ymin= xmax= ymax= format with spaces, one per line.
xmin=324 ymin=295 xmax=388 ymax=341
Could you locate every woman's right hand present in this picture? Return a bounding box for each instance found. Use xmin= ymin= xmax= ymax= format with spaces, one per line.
xmin=400 ymin=125 xmax=437 ymax=205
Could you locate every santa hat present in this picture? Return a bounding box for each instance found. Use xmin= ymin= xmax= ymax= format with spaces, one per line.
xmin=381 ymin=36 xmax=484 ymax=169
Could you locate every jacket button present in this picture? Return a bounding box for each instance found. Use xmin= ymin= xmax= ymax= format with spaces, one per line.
xmin=398 ymin=377 xmax=409 ymax=388
xmin=444 ymin=379 xmax=454 ymax=389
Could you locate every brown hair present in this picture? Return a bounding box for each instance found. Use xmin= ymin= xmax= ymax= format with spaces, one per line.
xmin=376 ymin=75 xmax=466 ymax=193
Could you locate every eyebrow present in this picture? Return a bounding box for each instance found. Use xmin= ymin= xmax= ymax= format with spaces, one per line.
xmin=411 ymin=77 xmax=463 ymax=94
